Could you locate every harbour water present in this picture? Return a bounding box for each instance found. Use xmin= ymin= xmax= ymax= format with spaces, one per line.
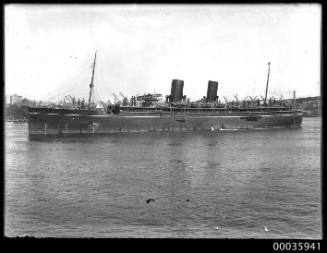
xmin=5 ymin=117 xmax=321 ymax=238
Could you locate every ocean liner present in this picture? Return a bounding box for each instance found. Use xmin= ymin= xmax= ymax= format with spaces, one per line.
xmin=27 ymin=52 xmax=303 ymax=136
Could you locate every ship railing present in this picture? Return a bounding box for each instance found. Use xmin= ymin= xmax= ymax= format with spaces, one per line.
xmin=121 ymin=106 xmax=160 ymax=112
xmin=119 ymin=105 xmax=294 ymax=114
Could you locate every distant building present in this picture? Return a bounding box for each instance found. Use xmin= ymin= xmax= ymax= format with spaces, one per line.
xmin=10 ymin=94 xmax=23 ymax=105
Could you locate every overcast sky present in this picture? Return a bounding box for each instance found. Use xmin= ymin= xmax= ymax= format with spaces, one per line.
xmin=5 ymin=4 xmax=321 ymax=102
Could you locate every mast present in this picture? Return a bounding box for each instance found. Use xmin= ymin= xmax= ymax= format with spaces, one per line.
xmin=88 ymin=50 xmax=97 ymax=109
xmin=264 ymin=62 xmax=271 ymax=105
xmin=293 ymin=90 xmax=296 ymax=107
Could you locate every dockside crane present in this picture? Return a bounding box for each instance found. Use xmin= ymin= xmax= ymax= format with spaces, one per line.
xmin=64 ymin=95 xmax=69 ymax=104
xmin=250 ymin=96 xmax=257 ymax=102
xmin=233 ymin=94 xmax=240 ymax=104
xmin=98 ymin=101 xmax=108 ymax=112
xmin=119 ymin=92 xmax=126 ymax=99
xmin=243 ymin=96 xmax=257 ymax=107
xmin=112 ymin=93 xmax=121 ymax=104
xmin=64 ymin=95 xmax=74 ymax=106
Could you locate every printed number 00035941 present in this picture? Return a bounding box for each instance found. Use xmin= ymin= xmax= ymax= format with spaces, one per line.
xmin=273 ymin=242 xmax=320 ymax=251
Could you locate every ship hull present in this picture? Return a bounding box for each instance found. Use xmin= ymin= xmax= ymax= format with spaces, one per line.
xmin=27 ymin=107 xmax=303 ymax=136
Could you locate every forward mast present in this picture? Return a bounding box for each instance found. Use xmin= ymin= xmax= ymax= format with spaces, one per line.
xmin=88 ymin=51 xmax=97 ymax=110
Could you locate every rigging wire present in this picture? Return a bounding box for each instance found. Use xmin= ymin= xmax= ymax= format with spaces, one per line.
xmin=43 ymin=58 xmax=93 ymax=102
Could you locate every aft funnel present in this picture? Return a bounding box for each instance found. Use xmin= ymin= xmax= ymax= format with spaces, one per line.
xmin=170 ymin=79 xmax=184 ymax=102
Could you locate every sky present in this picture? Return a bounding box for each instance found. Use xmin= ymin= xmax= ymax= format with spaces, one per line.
xmin=5 ymin=4 xmax=321 ymax=102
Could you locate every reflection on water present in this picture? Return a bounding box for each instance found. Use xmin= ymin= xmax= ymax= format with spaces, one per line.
xmin=5 ymin=118 xmax=321 ymax=238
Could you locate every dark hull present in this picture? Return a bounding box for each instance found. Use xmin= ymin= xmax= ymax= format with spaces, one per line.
xmin=27 ymin=107 xmax=303 ymax=136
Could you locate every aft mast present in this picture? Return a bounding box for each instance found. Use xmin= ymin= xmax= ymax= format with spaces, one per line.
xmin=264 ymin=62 xmax=271 ymax=105
xmin=88 ymin=51 xmax=97 ymax=110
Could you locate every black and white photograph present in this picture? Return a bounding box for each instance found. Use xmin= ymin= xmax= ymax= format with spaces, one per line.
xmin=4 ymin=4 xmax=321 ymax=239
